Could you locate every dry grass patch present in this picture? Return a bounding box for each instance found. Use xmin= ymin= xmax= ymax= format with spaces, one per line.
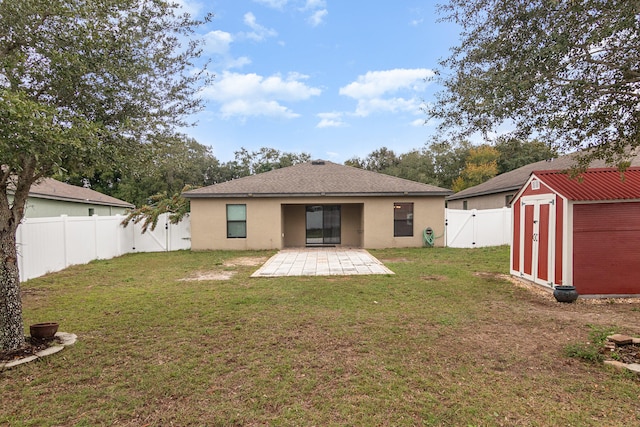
xmin=223 ymin=256 xmax=268 ymax=267
xmin=179 ymin=271 xmax=236 ymax=281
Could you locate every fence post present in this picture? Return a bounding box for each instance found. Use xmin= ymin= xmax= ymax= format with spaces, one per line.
xmin=93 ymin=214 xmax=99 ymax=260
xmin=61 ymin=215 xmax=69 ymax=269
xmin=115 ymin=215 xmax=122 ymax=256
xmin=471 ymin=209 xmax=478 ymax=247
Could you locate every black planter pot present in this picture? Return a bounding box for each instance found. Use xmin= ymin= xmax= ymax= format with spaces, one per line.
xmin=30 ymin=322 xmax=59 ymax=339
xmin=553 ymin=286 xmax=579 ymax=303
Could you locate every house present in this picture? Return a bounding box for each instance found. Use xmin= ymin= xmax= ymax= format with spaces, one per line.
xmin=510 ymin=167 xmax=640 ymax=297
xmin=447 ymin=151 xmax=640 ymax=210
xmin=19 ymin=178 xmax=134 ymax=218
xmin=183 ymin=160 xmax=452 ymax=250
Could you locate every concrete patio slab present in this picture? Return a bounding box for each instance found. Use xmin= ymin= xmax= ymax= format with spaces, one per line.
xmin=251 ymin=248 xmax=394 ymax=277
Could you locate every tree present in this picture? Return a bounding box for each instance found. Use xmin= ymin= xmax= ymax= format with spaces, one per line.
xmin=346 ymin=141 xmax=472 ymax=189
xmin=494 ymin=137 xmax=558 ymax=174
xmin=385 ymin=150 xmax=438 ymax=185
xmin=429 ymin=0 xmax=640 ymax=169
xmin=451 ymin=145 xmax=499 ymax=192
xmin=0 ymin=1 xmax=209 ymax=351
xmin=230 ymin=147 xmax=311 ymax=177
xmin=423 ymin=139 xmax=473 ymax=189
xmin=346 ymin=147 xmax=399 ymax=173
xmin=121 ymin=186 xmax=193 ymax=233
xmin=64 ymin=134 xmax=221 ymax=207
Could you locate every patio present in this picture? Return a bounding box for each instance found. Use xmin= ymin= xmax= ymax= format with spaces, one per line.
xmin=251 ymin=248 xmax=395 ymax=277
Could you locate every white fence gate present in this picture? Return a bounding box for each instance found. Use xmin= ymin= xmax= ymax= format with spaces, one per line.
xmin=16 ymin=214 xmax=190 ymax=282
xmin=445 ymin=207 xmax=511 ymax=248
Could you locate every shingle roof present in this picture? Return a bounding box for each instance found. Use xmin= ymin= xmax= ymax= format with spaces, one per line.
xmin=183 ymin=160 xmax=452 ymax=198
xmin=29 ymin=178 xmax=134 ymax=208
xmin=447 ymin=150 xmax=640 ymax=201
xmin=533 ymin=167 xmax=640 ymax=201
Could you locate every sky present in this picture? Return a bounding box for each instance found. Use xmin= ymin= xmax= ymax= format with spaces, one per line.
xmin=178 ymin=0 xmax=462 ymax=164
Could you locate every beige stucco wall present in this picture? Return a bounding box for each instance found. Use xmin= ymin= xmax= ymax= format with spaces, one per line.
xmin=189 ymin=195 xmax=446 ymax=250
xmin=447 ymin=191 xmax=516 ymax=210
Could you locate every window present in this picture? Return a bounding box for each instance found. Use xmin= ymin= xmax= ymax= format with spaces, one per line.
xmin=505 ymin=194 xmax=514 ymax=207
xmin=463 ymin=200 xmax=468 ymax=210
xmin=394 ymin=202 xmax=414 ymax=237
xmin=88 ymin=208 xmax=95 ymax=216
xmin=227 ymin=204 xmax=246 ymax=238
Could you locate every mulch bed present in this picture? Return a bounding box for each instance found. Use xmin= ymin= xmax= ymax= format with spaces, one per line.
xmin=0 ymin=336 xmax=60 ymax=363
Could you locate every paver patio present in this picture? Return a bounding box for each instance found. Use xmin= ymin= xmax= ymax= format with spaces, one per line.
xmin=251 ymin=248 xmax=394 ymax=277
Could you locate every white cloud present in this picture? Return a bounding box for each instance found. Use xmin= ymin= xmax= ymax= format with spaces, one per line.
xmin=202 ymin=31 xmax=251 ymax=70
xmin=201 ymin=71 xmax=322 ymax=119
xmin=354 ymin=97 xmax=422 ymax=117
xmin=302 ymin=0 xmax=326 ymax=10
xmin=203 ymin=30 xmax=233 ymax=55
xmin=253 ymin=0 xmax=289 ymax=9
xmin=242 ymin=12 xmax=278 ymax=42
xmin=339 ymin=68 xmax=435 ymax=117
xmin=411 ymin=118 xmax=426 ymax=127
xmin=173 ymin=0 xmax=203 ymax=17
xmin=225 ymin=56 xmax=252 ymax=69
xmin=308 ymin=9 xmax=328 ymax=27
xmin=340 ymin=68 xmax=434 ymax=99
xmin=316 ymin=112 xmax=347 ymax=128
xmin=221 ymin=99 xmax=299 ymax=119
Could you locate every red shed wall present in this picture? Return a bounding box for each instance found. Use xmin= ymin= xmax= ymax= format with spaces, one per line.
xmin=573 ymin=202 xmax=640 ymax=295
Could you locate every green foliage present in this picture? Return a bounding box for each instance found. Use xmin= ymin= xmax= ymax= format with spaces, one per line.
xmin=451 ymin=145 xmax=499 ymax=192
xmin=346 ymin=140 xmax=474 ymax=189
xmin=0 ymin=0 xmax=210 ymax=350
xmin=65 ymin=134 xmax=221 ymax=207
xmin=228 ymin=147 xmax=312 ymax=177
xmin=430 ymin=0 xmax=640 ymax=168
xmin=121 ymin=185 xmax=193 ymax=233
xmin=346 ymin=147 xmax=400 ymax=172
xmin=564 ymin=325 xmax=618 ymax=363
xmin=494 ymin=137 xmax=559 ymax=175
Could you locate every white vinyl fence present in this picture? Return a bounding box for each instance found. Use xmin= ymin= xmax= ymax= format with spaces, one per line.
xmin=16 ymin=214 xmax=190 ymax=282
xmin=445 ymin=207 xmax=511 ymax=248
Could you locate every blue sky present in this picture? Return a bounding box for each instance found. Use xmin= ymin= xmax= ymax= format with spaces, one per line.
xmin=178 ymin=0 xmax=462 ymax=163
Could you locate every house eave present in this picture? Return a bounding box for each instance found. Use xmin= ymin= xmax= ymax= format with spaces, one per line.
xmin=27 ymin=192 xmax=134 ymax=208
xmin=446 ymin=186 xmax=522 ymax=201
xmin=184 ymin=191 xmax=452 ymax=199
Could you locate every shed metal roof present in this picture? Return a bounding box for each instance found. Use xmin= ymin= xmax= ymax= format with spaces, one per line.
xmin=447 ymin=149 xmax=640 ymax=201
xmin=533 ymin=167 xmax=640 ymax=201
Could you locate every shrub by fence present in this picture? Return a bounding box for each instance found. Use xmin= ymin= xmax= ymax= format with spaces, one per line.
xmin=16 ymin=214 xmax=190 ymax=282
xmin=446 ymin=207 xmax=511 ymax=248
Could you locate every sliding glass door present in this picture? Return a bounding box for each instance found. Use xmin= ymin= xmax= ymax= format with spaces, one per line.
xmin=306 ymin=205 xmax=341 ymax=245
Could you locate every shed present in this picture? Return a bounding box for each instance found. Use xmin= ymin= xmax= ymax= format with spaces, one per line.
xmin=510 ymin=167 xmax=640 ymax=297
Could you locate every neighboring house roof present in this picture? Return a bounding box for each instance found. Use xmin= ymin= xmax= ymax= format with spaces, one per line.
xmin=28 ymin=178 xmax=134 ymax=208
xmin=183 ymin=160 xmax=452 ymax=198
xmin=447 ymin=150 xmax=640 ymax=201
xmin=532 ymin=167 xmax=640 ymax=201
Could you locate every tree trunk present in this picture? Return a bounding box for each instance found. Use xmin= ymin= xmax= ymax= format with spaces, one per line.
xmin=0 ymin=224 xmax=24 ymax=351
xmin=0 ymin=160 xmax=35 ymax=352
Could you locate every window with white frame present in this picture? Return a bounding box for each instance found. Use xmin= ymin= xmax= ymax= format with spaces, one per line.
xmin=227 ymin=204 xmax=246 ymax=238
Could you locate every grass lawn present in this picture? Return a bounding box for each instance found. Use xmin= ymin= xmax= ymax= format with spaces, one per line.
xmin=2 ymin=246 xmax=640 ymax=426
